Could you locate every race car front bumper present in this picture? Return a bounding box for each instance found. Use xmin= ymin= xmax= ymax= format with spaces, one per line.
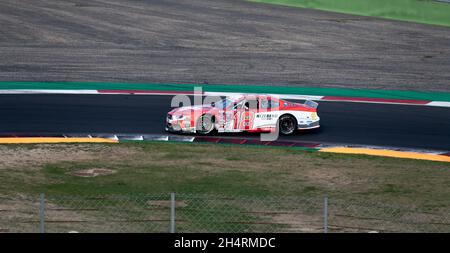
xmin=165 ymin=114 xmax=196 ymax=133
xmin=298 ymin=120 xmax=320 ymax=130
xmin=165 ymin=124 xmax=196 ymax=134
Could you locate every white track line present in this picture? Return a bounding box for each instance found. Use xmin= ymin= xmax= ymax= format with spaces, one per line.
xmin=427 ymin=101 xmax=450 ymax=107
xmin=0 ymin=89 xmax=99 ymax=94
xmin=204 ymin=91 xmax=324 ymax=100
xmin=205 ymin=91 xmax=450 ymax=108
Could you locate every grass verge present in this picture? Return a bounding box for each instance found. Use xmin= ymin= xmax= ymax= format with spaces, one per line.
xmin=250 ymin=0 xmax=450 ymax=27
xmin=0 ymin=142 xmax=449 ymax=232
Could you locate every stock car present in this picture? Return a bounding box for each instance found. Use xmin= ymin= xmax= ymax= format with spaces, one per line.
xmin=165 ymin=94 xmax=320 ymax=135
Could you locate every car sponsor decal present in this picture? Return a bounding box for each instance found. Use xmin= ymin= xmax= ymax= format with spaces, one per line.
xmin=256 ymin=113 xmax=278 ymax=120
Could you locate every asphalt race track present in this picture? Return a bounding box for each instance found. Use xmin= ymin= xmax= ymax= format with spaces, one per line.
xmin=1 ymin=1 xmax=449 ymax=152
xmin=0 ymin=94 xmax=449 ymax=151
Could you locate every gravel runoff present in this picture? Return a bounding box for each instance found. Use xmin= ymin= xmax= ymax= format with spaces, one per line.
xmin=0 ymin=0 xmax=449 ymax=92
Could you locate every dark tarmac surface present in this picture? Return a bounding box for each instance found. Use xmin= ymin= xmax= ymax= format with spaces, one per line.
xmin=1 ymin=0 xmax=450 ymax=91
xmin=1 ymin=94 xmax=449 ymax=151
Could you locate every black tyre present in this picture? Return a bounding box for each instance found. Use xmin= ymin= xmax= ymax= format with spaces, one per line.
xmin=279 ymin=115 xmax=297 ymax=135
xmin=196 ymin=114 xmax=214 ymax=134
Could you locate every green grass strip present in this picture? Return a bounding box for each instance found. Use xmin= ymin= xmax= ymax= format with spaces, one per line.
xmin=119 ymin=139 xmax=320 ymax=152
xmin=249 ymin=0 xmax=450 ymax=27
xmin=1 ymin=81 xmax=449 ymax=101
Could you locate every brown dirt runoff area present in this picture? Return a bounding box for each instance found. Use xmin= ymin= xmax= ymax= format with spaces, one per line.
xmin=0 ymin=0 xmax=449 ymax=92
xmin=0 ymin=144 xmax=139 ymax=170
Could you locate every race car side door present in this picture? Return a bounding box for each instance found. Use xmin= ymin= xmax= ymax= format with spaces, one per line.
xmin=233 ymin=98 xmax=258 ymax=131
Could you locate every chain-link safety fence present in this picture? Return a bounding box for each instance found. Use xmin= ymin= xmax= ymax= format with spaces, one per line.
xmin=1 ymin=193 xmax=449 ymax=233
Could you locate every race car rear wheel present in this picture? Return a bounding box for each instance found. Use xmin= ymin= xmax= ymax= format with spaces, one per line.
xmin=279 ymin=115 xmax=297 ymax=135
xmin=196 ymin=114 xmax=215 ymax=134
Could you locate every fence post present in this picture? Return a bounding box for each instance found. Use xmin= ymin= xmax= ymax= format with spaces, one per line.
xmin=39 ymin=193 xmax=45 ymax=233
xmin=170 ymin=193 xmax=176 ymax=233
xmin=323 ymin=196 xmax=328 ymax=233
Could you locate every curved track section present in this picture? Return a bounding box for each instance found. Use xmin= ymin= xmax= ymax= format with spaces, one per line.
xmin=0 ymin=94 xmax=449 ymax=151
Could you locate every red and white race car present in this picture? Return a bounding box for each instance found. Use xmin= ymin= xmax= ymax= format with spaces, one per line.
xmin=165 ymin=94 xmax=320 ymax=135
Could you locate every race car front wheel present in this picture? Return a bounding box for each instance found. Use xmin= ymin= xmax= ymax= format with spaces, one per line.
xmin=279 ymin=115 xmax=297 ymax=135
xmin=196 ymin=114 xmax=215 ymax=134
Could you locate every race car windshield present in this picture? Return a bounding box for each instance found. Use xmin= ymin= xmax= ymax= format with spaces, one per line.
xmin=215 ymin=98 xmax=234 ymax=109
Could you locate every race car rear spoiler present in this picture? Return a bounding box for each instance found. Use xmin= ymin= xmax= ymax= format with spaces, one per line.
xmin=303 ymin=100 xmax=319 ymax=109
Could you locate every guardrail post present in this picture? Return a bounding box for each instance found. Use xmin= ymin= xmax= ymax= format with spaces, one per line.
xmin=170 ymin=193 xmax=176 ymax=233
xmin=324 ymin=196 xmax=328 ymax=233
xmin=39 ymin=193 xmax=45 ymax=233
